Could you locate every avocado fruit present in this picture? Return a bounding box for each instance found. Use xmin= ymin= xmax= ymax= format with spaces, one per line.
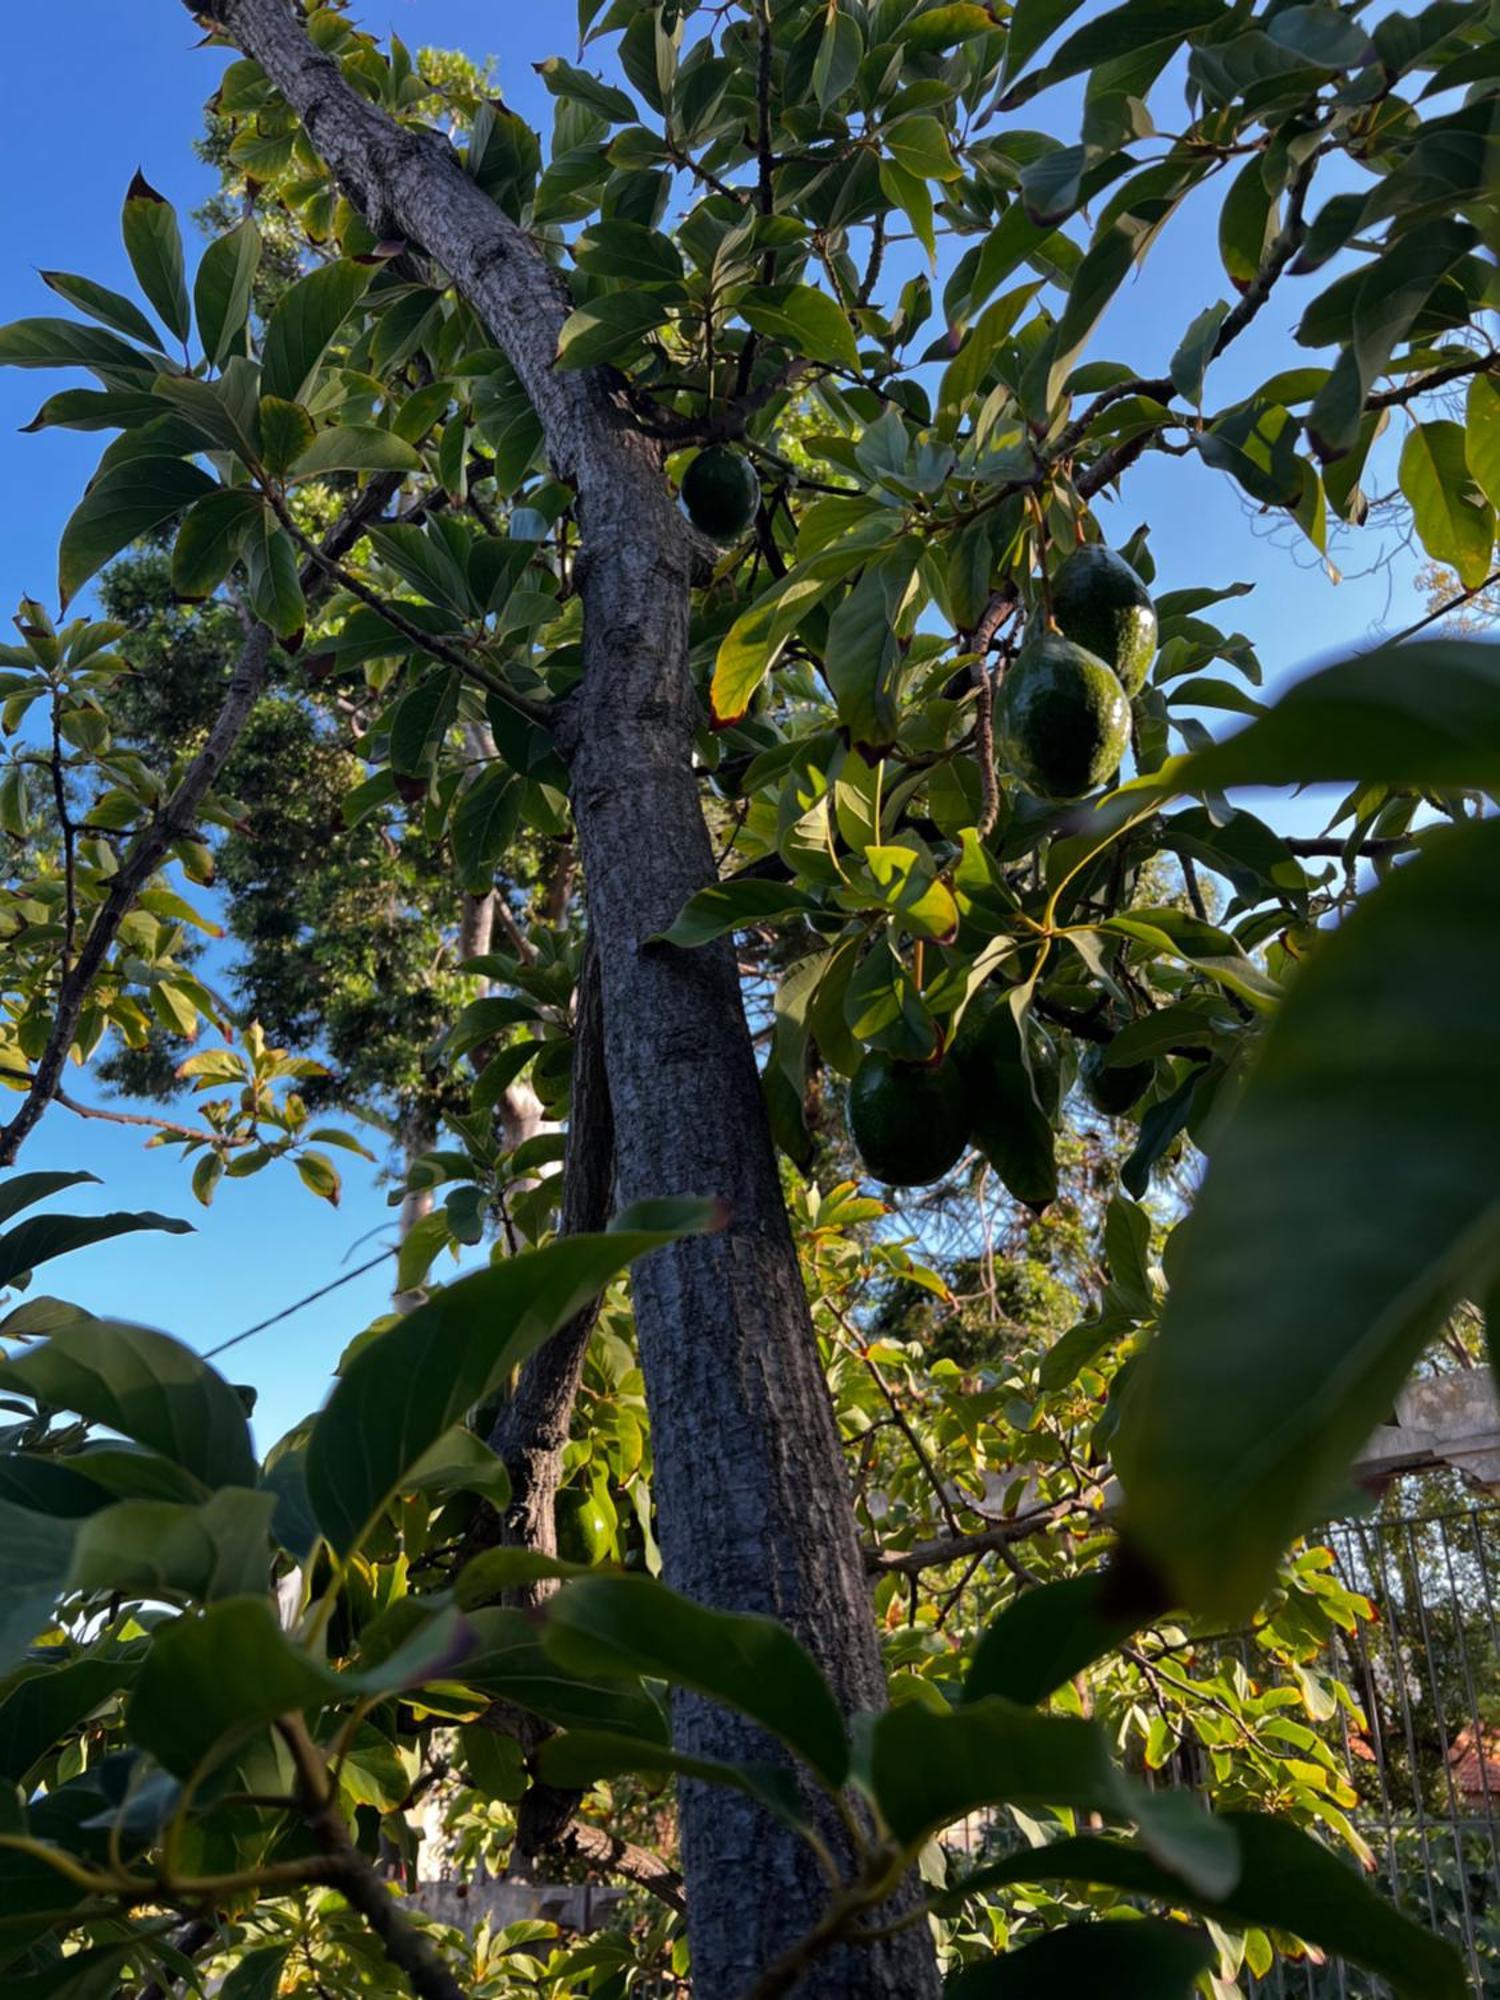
xmin=847 ymin=1050 xmax=971 ymax=1187
xmin=954 ymin=1002 xmax=1060 ymax=1211
xmin=995 ymin=634 xmax=1131 ymax=803
xmin=1079 ymin=1037 xmax=1156 ymax=1117
xmin=1051 ymin=545 xmax=1157 ymax=696
xmin=681 ymin=446 xmax=760 ymax=541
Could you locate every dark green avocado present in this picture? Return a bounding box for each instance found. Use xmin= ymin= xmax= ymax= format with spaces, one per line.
xmin=1079 ymin=1037 xmax=1156 ymax=1117
xmin=994 ymin=634 xmax=1131 ymax=803
xmin=1051 ymin=545 xmax=1157 ymax=695
xmin=954 ymin=1003 xmax=1060 ymax=1211
xmin=847 ymin=1051 xmax=971 ymax=1187
xmin=680 ymin=446 xmax=761 ymax=541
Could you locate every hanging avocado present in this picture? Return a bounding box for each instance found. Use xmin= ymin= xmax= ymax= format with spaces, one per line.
xmin=1051 ymin=545 xmax=1158 ymax=695
xmin=847 ymin=1050 xmax=971 ymax=1187
xmin=680 ymin=446 xmax=761 ymax=541
xmin=954 ymin=1002 xmax=1060 ymax=1212
xmin=995 ymin=634 xmax=1131 ymax=803
xmin=1079 ymin=1036 xmax=1156 ymax=1118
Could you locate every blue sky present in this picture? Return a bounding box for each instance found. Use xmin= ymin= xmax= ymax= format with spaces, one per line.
xmin=0 ymin=4 xmax=1435 ymax=1448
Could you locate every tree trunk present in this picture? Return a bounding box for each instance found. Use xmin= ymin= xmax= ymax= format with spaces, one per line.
xmin=184 ymin=10 xmax=940 ymax=1990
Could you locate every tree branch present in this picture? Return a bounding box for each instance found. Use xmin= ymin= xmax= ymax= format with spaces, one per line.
xmin=864 ymin=1501 xmax=1080 ymax=1579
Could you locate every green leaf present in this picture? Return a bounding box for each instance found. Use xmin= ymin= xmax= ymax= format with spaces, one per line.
xmin=258 ymin=395 xmax=316 ymax=477
xmin=444 ymin=1606 xmax=666 ymax=1741
xmin=1097 ymin=908 xmax=1278 ymax=1009
xmin=1400 ymin=419 xmax=1496 ymax=589
xmin=0 ymin=1170 xmax=100 ymax=1227
xmin=710 ymin=530 xmax=882 ymax=723
xmin=536 ymin=54 xmax=637 ymax=124
xmin=121 ymin=171 xmax=189 ymax=343
xmin=1170 ymin=638 xmax=1500 ymax=794
xmin=654 ymin=879 xmax=819 ymax=948
xmin=127 ymin=1596 xmax=335 ymax=1776
xmin=194 ymin=217 xmax=261 ymax=369
xmin=243 ymin=516 xmax=307 ymax=644
xmin=574 ymin=221 xmax=684 ymax=287
xmin=945 ymin=1919 xmax=1214 ymax=1998
xmin=1169 ymin=300 xmax=1229 ymax=408
xmin=0 ymin=1322 xmax=255 ymax=1490
xmin=870 ymin=1693 xmax=1234 ymax=1894
xmin=5 ymin=1945 xmax=140 ymax=2000
xmin=555 ymin=292 xmax=674 ymax=370
xmin=1467 ymin=371 xmax=1500 ymax=511
xmin=401 ymin=1425 xmax=511 ymax=1509
xmin=1000 ymin=0 xmax=1088 ymax=85
xmin=219 ymin=1948 xmax=292 ymax=2000
xmin=306 ymin=1203 xmax=719 ymax=1556
xmin=260 ymin=260 xmax=372 ymax=405
xmin=0 ymin=316 xmax=158 ymax=377
xmin=170 ymin=487 xmax=264 ymax=602
xmin=814 ymin=7 xmax=863 ymax=109
xmin=0 ymin=1498 xmax=78 ymax=1671
xmin=1266 ymin=4 xmax=1372 ymax=67
xmin=38 ymin=272 xmax=161 ymax=350
xmin=1000 ymin=0 xmax=1228 ymax=105
xmin=1217 ymin=158 xmax=1277 ymax=292
xmin=69 ymin=1488 xmax=277 ymax=1601
xmin=947 ymin=1814 xmax=1465 ymax=2000
xmin=390 ymin=668 xmax=459 ymax=777
xmin=1118 ymin=815 xmax=1500 ymax=1620
xmin=291 ymin=425 xmax=422 ymax=478
xmin=544 ymin=1572 xmax=849 ymax=1787
xmin=0 ymin=1648 xmax=138 ymax=1776
xmin=965 ymin=1574 xmax=1143 ymax=1707
xmin=738 ymin=283 xmax=861 ymax=373
xmin=451 ymin=765 xmax=521 ymax=892
xmin=0 ymin=1208 xmax=192 ymax=1291
xmin=58 ymin=457 xmax=216 ymax=607
xmin=882 ymin=115 xmax=962 ymax=184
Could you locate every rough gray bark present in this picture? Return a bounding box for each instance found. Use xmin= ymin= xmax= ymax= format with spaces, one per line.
xmin=185 ymin=8 xmax=940 ymax=1991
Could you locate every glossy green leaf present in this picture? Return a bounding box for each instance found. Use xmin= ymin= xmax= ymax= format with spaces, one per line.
xmin=1118 ymin=815 xmax=1500 ymax=1619
xmin=1000 ymin=0 xmax=1228 ymax=105
xmin=194 ymin=217 xmax=260 ymax=369
xmin=945 ymin=1919 xmax=1214 ymax=1998
xmin=445 ymin=1606 xmax=666 ymax=1741
xmin=121 ymin=172 xmax=189 ymax=343
xmin=0 ymin=1208 xmax=192 ymax=1291
xmin=654 ymin=879 xmax=819 ymax=948
xmin=574 ymin=221 xmax=683 ymax=286
xmin=0 ymin=1499 xmax=81 ymax=1671
xmin=1468 ymin=371 xmax=1500 ymax=511
xmin=390 ymin=668 xmax=459 ymax=777
xmin=1170 ymin=638 xmax=1500 ymax=794
xmin=0 ymin=1656 xmax=139 ymax=1783
xmin=127 ymin=1596 xmax=335 ymax=1776
xmin=947 ymin=1814 xmax=1465 ymax=2000
xmin=545 ymin=1572 xmax=848 ymax=1787
xmin=451 ymin=765 xmax=521 ymax=892
xmin=536 ymin=54 xmax=637 ymax=123
xmin=965 ymin=1574 xmax=1144 ymax=1707
xmin=219 ymin=1948 xmax=292 ymax=2000
xmin=58 ymin=457 xmax=216 ymax=607
xmin=291 ymin=424 xmax=422 ymax=478
xmin=1400 ymin=419 xmax=1496 ymax=589
xmin=0 ymin=1322 xmax=255 ymax=1490
xmin=260 ymin=260 xmax=372 ymax=405
xmin=0 ymin=1171 xmax=100 ymax=1227
xmin=243 ymin=516 xmax=307 ymax=644
xmin=68 ymin=1488 xmax=277 ymax=1601
xmin=0 ymin=316 xmax=159 ymax=377
xmin=306 ymin=1202 xmax=719 ymax=1555
xmin=170 ymin=487 xmax=264 ymax=602
xmin=738 ymin=283 xmax=861 ymax=373
xmin=710 ymin=530 xmax=882 ymax=724
xmin=555 ymin=292 xmax=673 ymax=370
xmin=38 ymin=272 xmax=160 ymax=350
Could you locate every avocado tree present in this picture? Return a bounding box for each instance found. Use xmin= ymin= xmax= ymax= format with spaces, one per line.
xmin=0 ymin=0 xmax=1497 ymax=1996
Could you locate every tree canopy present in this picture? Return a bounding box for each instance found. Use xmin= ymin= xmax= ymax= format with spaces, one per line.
xmin=0 ymin=0 xmax=1497 ymax=1995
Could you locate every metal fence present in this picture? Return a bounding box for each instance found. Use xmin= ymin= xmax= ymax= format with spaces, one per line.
xmin=1250 ymin=1501 xmax=1500 ymax=1997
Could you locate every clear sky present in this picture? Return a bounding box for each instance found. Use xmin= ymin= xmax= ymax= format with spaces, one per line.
xmin=0 ymin=4 xmax=1434 ymax=1449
